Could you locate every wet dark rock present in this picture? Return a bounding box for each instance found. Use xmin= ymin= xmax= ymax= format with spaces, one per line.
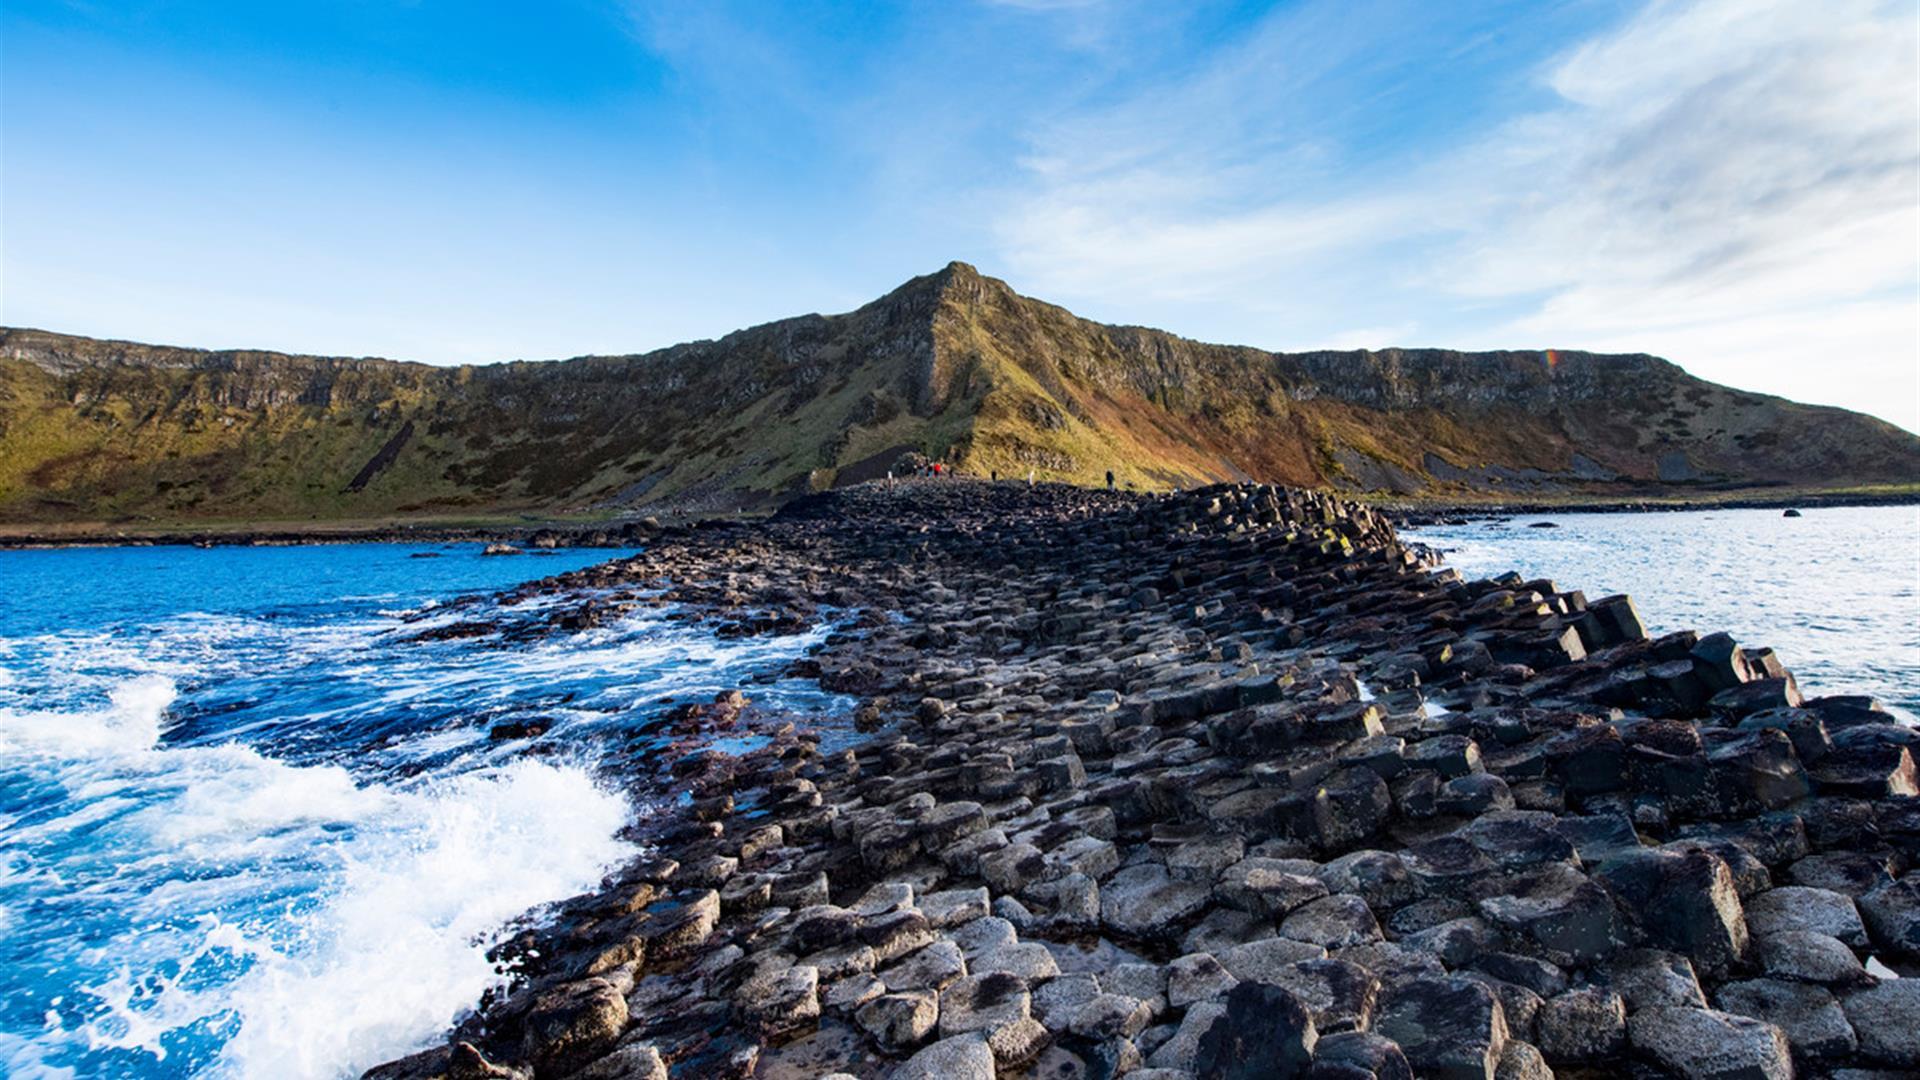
xmin=1194 ymin=981 xmax=1319 ymax=1080
xmin=1306 ymin=1030 xmax=1413 ymax=1080
xmin=1374 ymin=975 xmax=1509 ymax=1080
xmin=519 ymin=978 xmax=629 ymax=1077
xmin=1596 ymin=848 xmax=1749 ymax=977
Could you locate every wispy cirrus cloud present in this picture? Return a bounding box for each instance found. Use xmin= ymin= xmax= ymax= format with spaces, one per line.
xmin=989 ymin=0 xmax=1919 ymax=428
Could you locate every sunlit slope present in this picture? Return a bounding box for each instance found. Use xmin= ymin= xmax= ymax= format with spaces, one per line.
xmin=4 ymin=262 xmax=1915 ymax=524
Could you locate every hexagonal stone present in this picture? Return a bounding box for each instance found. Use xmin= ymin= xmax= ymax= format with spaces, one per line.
xmin=1101 ymin=863 xmax=1212 ymax=940
xmin=1437 ymin=773 xmax=1514 ymax=816
xmin=1262 ymin=958 xmax=1379 ymax=1034
xmin=951 ymin=915 xmax=1017 ymax=961
xmin=971 ymin=940 xmax=1060 ymax=981
xmin=856 ymin=988 xmax=938 ymax=1051
xmin=1536 ymin=987 xmax=1625 ymax=1063
xmin=1716 ymin=979 xmax=1856 ymax=1062
xmin=519 ymin=978 xmax=629 ymax=1075
xmin=938 ymin=971 xmax=1031 ymax=1040
xmin=1166 ymin=952 xmax=1238 ymax=1008
xmin=1841 ymin=979 xmax=1920 ymax=1066
xmin=920 ymin=886 xmax=992 ymax=929
xmin=1405 ymin=735 xmax=1482 ymax=778
xmin=1193 ymin=981 xmax=1318 ymax=1080
xmin=1744 ymin=885 xmax=1866 ymax=948
xmin=1860 ymin=875 xmax=1920 ymax=960
xmin=1168 ymin=833 xmax=1247 ymax=882
xmin=1069 ymin=993 xmax=1156 ymax=1040
xmin=1753 ymin=930 xmax=1868 ymax=986
xmin=1597 ymin=948 xmax=1708 ymax=1011
xmin=1317 ymin=850 xmax=1425 ymax=911
xmin=1145 ymin=1000 xmax=1228 ymax=1072
xmin=893 ymin=1033 xmax=996 ymax=1080
xmin=1216 ymin=857 xmax=1330 ymax=918
xmin=1104 ymin=962 xmax=1170 ymax=1018
xmin=1309 ymin=1030 xmax=1413 ymax=1079
xmin=981 ymin=842 xmax=1050 ymax=893
xmin=878 ymin=939 xmax=967 ymax=993
xmin=1280 ymin=894 xmax=1382 ymax=949
xmin=1374 ymin=975 xmax=1508 ymax=1080
xmin=1032 ymin=971 xmax=1101 ymax=1028
xmin=822 ymin=972 xmax=885 ymax=1013
xmin=1457 ymin=812 xmax=1579 ymax=870
xmin=1473 ymin=864 xmax=1619 ymax=966
xmin=1485 ymin=1040 xmax=1549 ymax=1080
xmin=1180 ymin=906 xmax=1269 ymax=955
xmin=1595 ymin=848 xmax=1749 ymax=977
xmin=1628 ymin=1007 xmax=1791 ymax=1080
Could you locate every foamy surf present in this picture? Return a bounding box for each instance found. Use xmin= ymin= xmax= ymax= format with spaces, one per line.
xmin=8 ymin=682 xmax=633 ymax=1078
xmin=1 ymin=543 xmax=846 ymax=1078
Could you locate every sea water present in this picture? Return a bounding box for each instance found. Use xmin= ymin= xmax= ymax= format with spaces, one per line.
xmin=1404 ymin=504 xmax=1920 ymax=722
xmin=0 ymin=543 xmax=850 ymax=1079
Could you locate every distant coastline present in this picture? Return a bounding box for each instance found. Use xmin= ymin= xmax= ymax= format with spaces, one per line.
xmin=2 ymin=481 xmax=1916 ymax=548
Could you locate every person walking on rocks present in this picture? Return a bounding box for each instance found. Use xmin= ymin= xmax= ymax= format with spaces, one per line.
xmin=1106 ymin=469 xmax=1115 ymax=490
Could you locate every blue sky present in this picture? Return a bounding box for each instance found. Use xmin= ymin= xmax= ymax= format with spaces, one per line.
xmin=4 ymin=0 xmax=1916 ymax=430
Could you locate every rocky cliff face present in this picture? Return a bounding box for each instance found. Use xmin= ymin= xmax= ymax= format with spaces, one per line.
xmin=2 ymin=262 xmax=1915 ymax=524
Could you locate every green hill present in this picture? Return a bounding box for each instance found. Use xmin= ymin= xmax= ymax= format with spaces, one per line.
xmin=4 ymin=262 xmax=1916 ymax=526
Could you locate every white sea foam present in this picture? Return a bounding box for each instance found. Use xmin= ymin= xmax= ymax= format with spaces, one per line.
xmin=3 ymin=678 xmax=635 ymax=1079
xmin=0 ymin=675 xmax=176 ymax=754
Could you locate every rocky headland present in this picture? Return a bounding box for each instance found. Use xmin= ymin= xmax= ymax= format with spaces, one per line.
xmin=368 ymin=479 xmax=1919 ymax=1080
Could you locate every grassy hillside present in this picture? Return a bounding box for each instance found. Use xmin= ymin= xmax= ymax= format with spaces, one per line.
xmin=3 ymin=262 xmax=1916 ymax=526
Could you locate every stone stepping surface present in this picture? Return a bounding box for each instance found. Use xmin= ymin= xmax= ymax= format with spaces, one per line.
xmin=365 ymin=480 xmax=1920 ymax=1080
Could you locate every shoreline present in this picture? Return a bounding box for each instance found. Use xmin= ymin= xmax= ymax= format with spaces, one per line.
xmin=3 ymin=485 xmax=1916 ymax=551
xmin=365 ymin=479 xmax=1920 ymax=1079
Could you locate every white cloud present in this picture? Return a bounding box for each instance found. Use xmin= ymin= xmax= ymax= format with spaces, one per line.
xmin=989 ymin=0 xmax=1920 ymax=430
